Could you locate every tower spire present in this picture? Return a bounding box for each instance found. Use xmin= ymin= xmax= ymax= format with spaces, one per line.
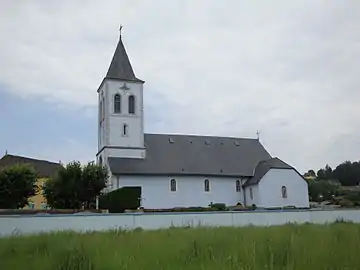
xmin=105 ymin=27 xmax=144 ymax=83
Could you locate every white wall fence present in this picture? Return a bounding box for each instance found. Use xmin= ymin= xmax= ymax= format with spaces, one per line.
xmin=1 ymin=209 xmax=360 ymax=237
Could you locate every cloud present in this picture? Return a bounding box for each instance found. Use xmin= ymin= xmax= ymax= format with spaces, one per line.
xmin=1 ymin=0 xmax=360 ymax=172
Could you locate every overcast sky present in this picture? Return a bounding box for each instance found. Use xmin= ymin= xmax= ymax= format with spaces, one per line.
xmin=1 ymin=0 xmax=360 ymax=173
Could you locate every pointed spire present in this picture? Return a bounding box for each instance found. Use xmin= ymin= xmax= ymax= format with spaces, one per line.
xmin=105 ymin=27 xmax=143 ymax=83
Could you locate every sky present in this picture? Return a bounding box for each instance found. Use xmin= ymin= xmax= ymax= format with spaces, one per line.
xmin=1 ymin=0 xmax=360 ymax=173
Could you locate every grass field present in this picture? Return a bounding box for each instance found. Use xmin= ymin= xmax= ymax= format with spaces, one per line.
xmin=1 ymin=223 xmax=360 ymax=270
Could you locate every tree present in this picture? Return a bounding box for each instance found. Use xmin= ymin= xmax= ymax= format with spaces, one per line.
xmin=308 ymin=180 xmax=339 ymax=202
xmin=316 ymin=164 xmax=333 ymax=180
xmin=43 ymin=161 xmax=108 ymax=209
xmin=0 ymin=164 xmax=38 ymax=209
xmin=332 ymin=161 xmax=360 ymax=186
xmin=304 ymin=169 xmax=316 ymax=178
xmin=80 ymin=161 xmax=108 ymax=208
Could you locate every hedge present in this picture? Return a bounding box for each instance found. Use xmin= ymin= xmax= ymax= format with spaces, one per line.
xmin=99 ymin=186 xmax=141 ymax=213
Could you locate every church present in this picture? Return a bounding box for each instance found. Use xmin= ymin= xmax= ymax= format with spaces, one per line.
xmin=96 ymin=32 xmax=310 ymax=210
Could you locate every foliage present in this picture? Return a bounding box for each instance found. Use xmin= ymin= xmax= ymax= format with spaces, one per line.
xmin=81 ymin=162 xmax=108 ymax=208
xmin=0 ymin=164 xmax=38 ymax=209
xmin=308 ymin=180 xmax=339 ymax=202
xmin=99 ymin=186 xmax=141 ymax=213
xmin=208 ymin=202 xmax=227 ymax=211
xmin=316 ymin=164 xmax=333 ymax=180
xmin=333 ymin=161 xmax=360 ymax=186
xmin=142 ymin=207 xmax=225 ymax=212
xmin=304 ymin=169 xmax=316 ymax=178
xmin=2 ymin=224 xmax=360 ymax=269
xmin=43 ymin=161 xmax=107 ymax=209
xmin=342 ymin=191 xmax=360 ymax=206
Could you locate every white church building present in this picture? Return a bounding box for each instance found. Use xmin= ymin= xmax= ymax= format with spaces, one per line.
xmin=96 ymin=33 xmax=310 ymax=210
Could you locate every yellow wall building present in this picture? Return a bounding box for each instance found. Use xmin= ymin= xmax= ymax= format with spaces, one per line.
xmin=24 ymin=178 xmax=49 ymax=209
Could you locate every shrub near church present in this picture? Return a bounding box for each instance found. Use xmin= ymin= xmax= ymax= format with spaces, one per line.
xmin=43 ymin=161 xmax=108 ymax=209
xmin=0 ymin=164 xmax=38 ymax=209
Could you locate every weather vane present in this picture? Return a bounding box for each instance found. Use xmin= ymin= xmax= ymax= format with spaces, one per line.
xmin=119 ymin=24 xmax=123 ymax=36
xmin=256 ymin=130 xmax=260 ymax=140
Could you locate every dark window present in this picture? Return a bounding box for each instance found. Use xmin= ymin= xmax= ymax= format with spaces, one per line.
xmin=250 ymin=187 xmax=253 ymax=200
xmin=123 ymin=124 xmax=128 ymax=136
xmin=281 ymin=186 xmax=287 ymax=198
xmin=170 ymin=179 xmax=176 ymax=192
xmin=128 ymin=95 xmax=135 ymax=114
xmin=236 ymin=180 xmax=241 ymax=192
xmin=204 ymin=179 xmax=210 ymax=192
xmin=114 ymin=94 xmax=121 ymax=113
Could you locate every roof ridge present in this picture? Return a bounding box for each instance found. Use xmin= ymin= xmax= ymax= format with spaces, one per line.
xmin=2 ymin=154 xmax=61 ymax=166
xmin=144 ymin=133 xmax=259 ymax=141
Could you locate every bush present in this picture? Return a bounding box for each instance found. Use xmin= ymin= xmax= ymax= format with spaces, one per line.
xmin=0 ymin=164 xmax=38 ymax=209
xmin=344 ymin=191 xmax=360 ymax=203
xmin=99 ymin=186 xmax=141 ymax=213
xmin=339 ymin=199 xmax=354 ymax=208
xmin=208 ymin=202 xmax=227 ymax=211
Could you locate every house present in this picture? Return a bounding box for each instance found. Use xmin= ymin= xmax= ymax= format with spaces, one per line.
xmin=96 ymin=31 xmax=310 ymax=209
xmin=0 ymin=154 xmax=62 ymax=209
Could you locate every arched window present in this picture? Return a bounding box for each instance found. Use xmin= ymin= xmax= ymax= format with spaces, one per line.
xmin=170 ymin=179 xmax=176 ymax=192
xmin=281 ymin=186 xmax=287 ymax=198
xmin=236 ymin=180 xmax=241 ymax=192
xmin=250 ymin=187 xmax=253 ymax=200
xmin=114 ymin=94 xmax=121 ymax=113
xmin=128 ymin=95 xmax=135 ymax=114
xmin=204 ymin=179 xmax=210 ymax=192
xmin=123 ymin=124 xmax=128 ymax=136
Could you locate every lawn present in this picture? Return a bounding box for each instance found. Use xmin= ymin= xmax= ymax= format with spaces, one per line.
xmin=1 ymin=223 xmax=360 ymax=270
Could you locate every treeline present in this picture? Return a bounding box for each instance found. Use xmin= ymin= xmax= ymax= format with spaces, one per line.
xmin=0 ymin=161 xmax=108 ymax=209
xmin=304 ymin=161 xmax=360 ymax=186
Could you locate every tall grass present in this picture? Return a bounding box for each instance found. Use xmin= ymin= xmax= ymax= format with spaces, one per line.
xmin=1 ymin=223 xmax=360 ymax=269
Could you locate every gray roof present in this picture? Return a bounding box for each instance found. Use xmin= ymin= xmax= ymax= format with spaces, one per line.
xmin=108 ymin=133 xmax=272 ymax=177
xmin=0 ymin=154 xmax=63 ymax=178
xmin=105 ymin=36 xmax=143 ymax=83
xmin=244 ymin=157 xmax=300 ymax=186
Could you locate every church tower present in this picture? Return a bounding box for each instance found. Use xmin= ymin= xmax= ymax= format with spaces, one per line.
xmin=96 ymin=31 xmax=145 ymax=168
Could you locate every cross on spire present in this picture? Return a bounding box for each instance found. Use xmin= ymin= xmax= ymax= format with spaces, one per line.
xmin=256 ymin=130 xmax=260 ymax=140
xmin=119 ymin=24 xmax=123 ymax=37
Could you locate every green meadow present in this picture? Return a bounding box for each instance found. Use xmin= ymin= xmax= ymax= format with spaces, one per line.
xmin=1 ymin=223 xmax=360 ymax=270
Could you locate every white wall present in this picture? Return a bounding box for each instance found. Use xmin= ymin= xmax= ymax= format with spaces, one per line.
xmin=258 ymin=168 xmax=310 ymax=208
xmin=1 ymin=209 xmax=360 ymax=237
xmin=97 ymin=79 xmax=145 ymax=161
xmin=106 ymin=148 xmax=146 ymax=159
xmin=244 ymin=185 xmax=259 ymax=206
xmin=111 ymin=175 xmax=244 ymax=208
xmin=105 ymin=80 xmax=144 ymax=151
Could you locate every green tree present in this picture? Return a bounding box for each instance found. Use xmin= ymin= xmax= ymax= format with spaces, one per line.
xmin=333 ymin=161 xmax=360 ymax=186
xmin=80 ymin=161 xmax=108 ymax=208
xmin=0 ymin=164 xmax=38 ymax=209
xmin=316 ymin=164 xmax=333 ymax=180
xmin=308 ymin=180 xmax=339 ymax=202
xmin=304 ymin=169 xmax=316 ymax=178
xmin=43 ymin=161 xmax=108 ymax=209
